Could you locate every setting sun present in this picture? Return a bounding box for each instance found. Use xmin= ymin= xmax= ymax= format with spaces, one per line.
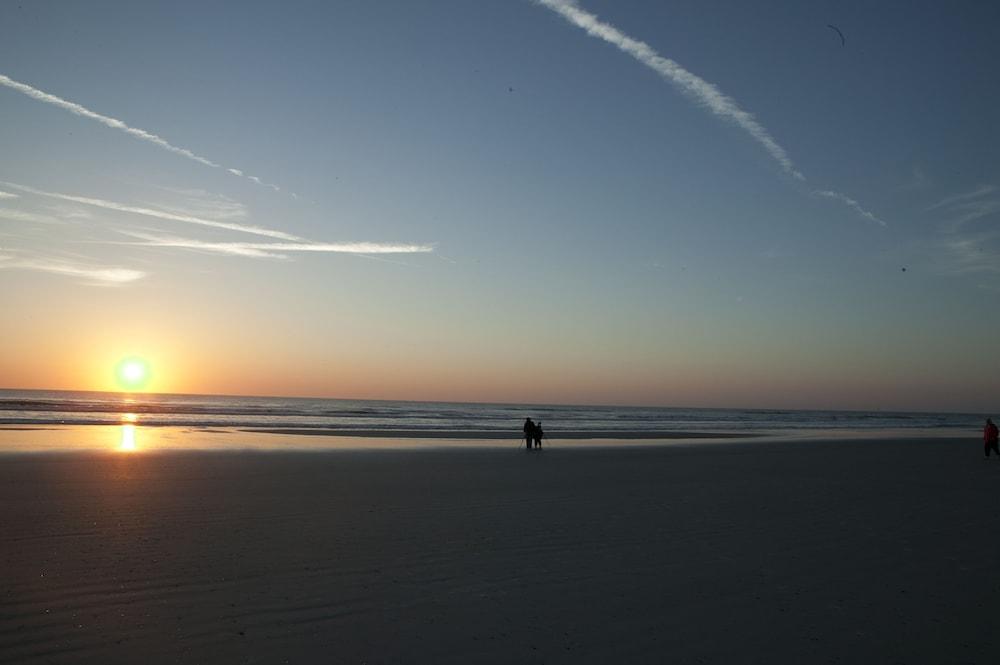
xmin=115 ymin=358 xmax=151 ymax=391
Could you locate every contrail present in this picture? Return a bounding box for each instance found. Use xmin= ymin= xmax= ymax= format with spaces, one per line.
xmin=535 ymin=0 xmax=803 ymax=180
xmin=0 ymin=182 xmax=301 ymax=240
xmin=0 ymin=255 xmax=145 ymax=284
xmin=120 ymin=231 xmax=435 ymax=257
xmin=6 ymin=181 xmax=436 ymax=258
xmin=533 ymin=1 xmax=886 ymax=225
xmin=0 ymin=73 xmax=281 ymax=191
xmin=814 ymin=191 xmax=885 ymax=226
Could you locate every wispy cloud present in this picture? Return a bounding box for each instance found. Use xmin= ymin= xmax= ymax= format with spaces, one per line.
xmin=941 ymin=233 xmax=1000 ymax=276
xmin=146 ymin=188 xmax=249 ymax=221
xmin=1 ymin=181 xmax=300 ymax=240
xmin=535 ymin=0 xmax=802 ymax=180
xmin=0 ymin=254 xmax=146 ymax=284
xmin=0 ymin=208 xmax=63 ymax=225
xmin=0 ymin=73 xmax=281 ymax=192
xmin=44 ymin=204 xmax=94 ymax=220
xmin=118 ymin=231 xmax=435 ymax=258
xmin=946 ymin=199 xmax=1000 ymax=231
xmin=897 ymin=163 xmax=930 ymax=191
xmin=931 ymin=184 xmax=1000 ymax=232
xmin=534 ymin=0 xmax=884 ymax=226
xmin=927 ymin=184 xmax=996 ymax=211
xmin=0 ymin=191 xmax=18 ymax=199
xmin=930 ymin=184 xmax=1000 ymax=282
xmin=814 ymin=191 xmax=886 ymax=226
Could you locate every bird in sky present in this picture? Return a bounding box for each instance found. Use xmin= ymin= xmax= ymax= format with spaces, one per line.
xmin=827 ymin=24 xmax=846 ymax=46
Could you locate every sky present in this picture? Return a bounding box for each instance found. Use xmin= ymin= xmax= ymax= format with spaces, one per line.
xmin=1 ymin=0 xmax=999 ymax=412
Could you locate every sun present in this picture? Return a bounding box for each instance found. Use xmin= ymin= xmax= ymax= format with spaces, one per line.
xmin=115 ymin=357 xmax=151 ymax=391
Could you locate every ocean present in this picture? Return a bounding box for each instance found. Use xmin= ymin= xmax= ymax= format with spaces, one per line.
xmin=0 ymin=389 xmax=983 ymax=438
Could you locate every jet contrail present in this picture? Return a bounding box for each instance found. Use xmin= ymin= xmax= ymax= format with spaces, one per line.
xmin=120 ymin=231 xmax=435 ymax=257
xmin=6 ymin=181 xmax=436 ymax=258
xmin=535 ymin=0 xmax=803 ymax=180
xmin=0 ymin=255 xmax=145 ymax=284
xmin=0 ymin=181 xmax=301 ymax=240
xmin=534 ymin=1 xmax=886 ymax=225
xmin=0 ymin=73 xmax=281 ymax=191
xmin=814 ymin=191 xmax=885 ymax=226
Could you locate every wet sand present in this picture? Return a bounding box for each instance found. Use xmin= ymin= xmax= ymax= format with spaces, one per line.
xmin=1 ymin=436 xmax=997 ymax=663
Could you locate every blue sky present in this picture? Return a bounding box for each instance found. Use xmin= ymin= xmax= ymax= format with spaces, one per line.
xmin=1 ymin=1 xmax=998 ymax=411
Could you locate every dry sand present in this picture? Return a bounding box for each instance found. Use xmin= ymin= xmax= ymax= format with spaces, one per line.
xmin=1 ymin=437 xmax=997 ymax=663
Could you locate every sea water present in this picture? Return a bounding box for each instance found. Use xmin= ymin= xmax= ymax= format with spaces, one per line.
xmin=0 ymin=389 xmax=982 ymax=436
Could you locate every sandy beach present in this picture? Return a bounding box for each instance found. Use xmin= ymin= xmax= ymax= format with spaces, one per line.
xmin=2 ymin=436 xmax=997 ymax=664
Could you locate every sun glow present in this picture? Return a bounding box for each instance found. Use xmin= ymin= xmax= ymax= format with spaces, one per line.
xmin=115 ymin=357 xmax=151 ymax=391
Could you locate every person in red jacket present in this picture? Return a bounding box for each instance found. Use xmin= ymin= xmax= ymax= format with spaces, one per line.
xmin=985 ymin=418 xmax=999 ymax=458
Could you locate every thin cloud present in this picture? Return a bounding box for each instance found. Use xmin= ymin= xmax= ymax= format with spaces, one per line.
xmin=932 ymin=184 xmax=1000 ymax=232
xmin=0 ymin=255 xmax=146 ymax=284
xmin=0 ymin=191 xmax=18 ymax=199
xmin=929 ymin=185 xmax=1000 ymax=283
xmin=137 ymin=185 xmax=252 ymax=221
xmin=897 ymin=163 xmax=929 ymax=191
xmin=942 ymin=234 xmax=1000 ymax=276
xmin=535 ymin=0 xmax=803 ymax=180
xmin=1 ymin=181 xmax=300 ymax=240
xmin=927 ymin=184 xmax=996 ymax=211
xmin=946 ymin=199 xmax=1000 ymax=231
xmin=119 ymin=231 xmax=435 ymax=257
xmin=44 ymin=204 xmax=95 ymax=220
xmin=0 ymin=208 xmax=63 ymax=225
xmin=534 ymin=0 xmax=886 ymax=226
xmin=149 ymin=191 xmax=249 ymax=222
xmin=814 ymin=191 xmax=886 ymax=226
xmin=0 ymin=73 xmax=281 ymax=191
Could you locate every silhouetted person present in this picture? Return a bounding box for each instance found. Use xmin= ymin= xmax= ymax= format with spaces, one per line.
xmin=985 ymin=418 xmax=999 ymax=458
xmin=523 ymin=417 xmax=535 ymax=450
xmin=533 ymin=421 xmax=544 ymax=450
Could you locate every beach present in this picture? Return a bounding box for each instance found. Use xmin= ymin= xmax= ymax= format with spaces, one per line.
xmin=2 ymin=435 xmax=997 ymax=663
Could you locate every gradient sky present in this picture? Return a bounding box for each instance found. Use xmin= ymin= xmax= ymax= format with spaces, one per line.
xmin=1 ymin=0 xmax=999 ymax=411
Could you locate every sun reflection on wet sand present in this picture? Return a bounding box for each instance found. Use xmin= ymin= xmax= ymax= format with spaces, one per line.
xmin=118 ymin=414 xmax=138 ymax=451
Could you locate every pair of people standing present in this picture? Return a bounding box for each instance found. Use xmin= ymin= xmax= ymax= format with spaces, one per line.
xmin=985 ymin=418 xmax=999 ymax=458
xmin=523 ymin=418 xmax=544 ymax=450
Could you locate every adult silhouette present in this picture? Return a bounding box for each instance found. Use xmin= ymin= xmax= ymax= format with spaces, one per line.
xmin=523 ymin=417 xmax=535 ymax=450
xmin=985 ymin=418 xmax=999 ymax=458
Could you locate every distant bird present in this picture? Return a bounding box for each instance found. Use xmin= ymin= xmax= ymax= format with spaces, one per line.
xmin=901 ymin=267 xmax=907 ymax=272
xmin=508 ymin=86 xmax=514 ymax=93
xmin=827 ymin=24 xmax=846 ymax=46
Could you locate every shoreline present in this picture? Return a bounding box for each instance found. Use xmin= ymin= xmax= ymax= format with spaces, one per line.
xmin=237 ymin=427 xmax=760 ymax=439
xmin=0 ymin=423 xmax=977 ymax=454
